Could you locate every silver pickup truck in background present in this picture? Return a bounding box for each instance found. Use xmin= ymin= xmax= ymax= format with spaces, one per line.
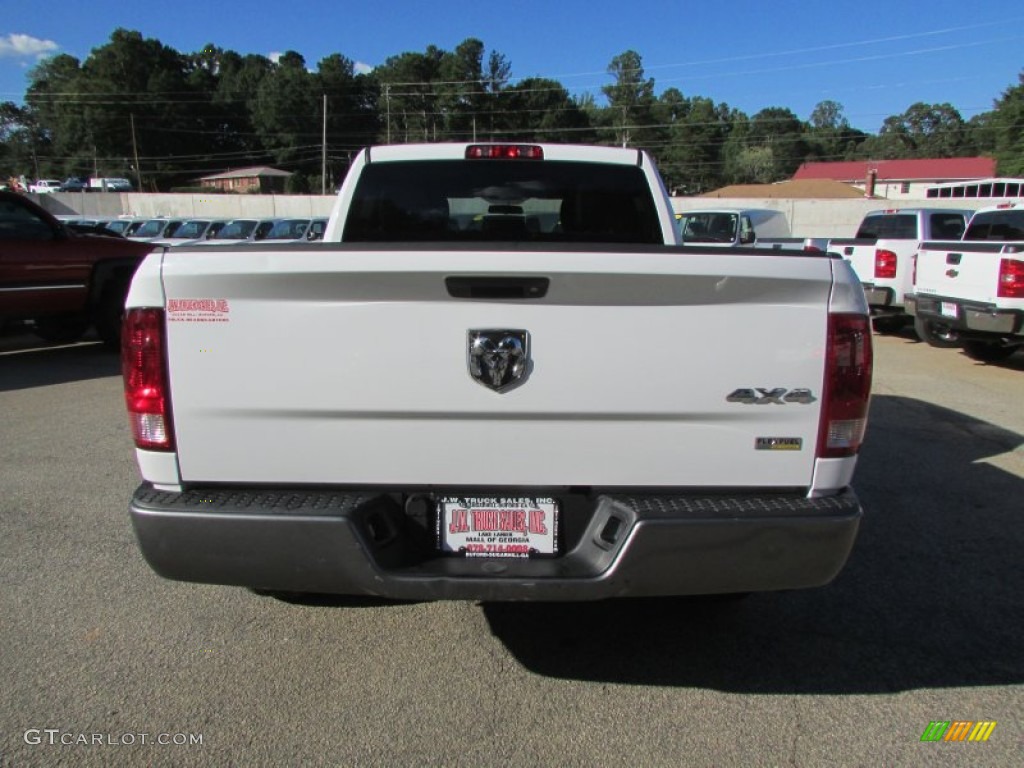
xmin=907 ymin=202 xmax=1024 ymax=361
xmin=827 ymin=208 xmax=971 ymax=333
xmin=676 ymin=208 xmax=830 ymax=252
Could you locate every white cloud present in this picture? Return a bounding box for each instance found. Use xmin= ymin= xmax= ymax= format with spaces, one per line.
xmin=0 ymin=33 xmax=59 ymax=59
xmin=354 ymin=61 xmax=373 ymax=75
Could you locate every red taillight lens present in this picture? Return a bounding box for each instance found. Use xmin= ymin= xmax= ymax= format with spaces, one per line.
xmin=874 ymin=248 xmax=897 ymax=279
xmin=818 ymin=314 xmax=873 ymax=459
xmin=465 ymin=144 xmax=543 ymax=160
xmin=121 ymin=308 xmax=174 ymax=451
xmin=997 ymin=258 xmax=1024 ymax=298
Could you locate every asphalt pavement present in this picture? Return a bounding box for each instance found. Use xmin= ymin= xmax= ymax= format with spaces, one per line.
xmin=1 ymin=326 xmax=1021 ymax=767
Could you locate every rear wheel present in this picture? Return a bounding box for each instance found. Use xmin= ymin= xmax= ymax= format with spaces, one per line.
xmin=95 ymin=280 xmax=129 ymax=350
xmin=32 ymin=313 xmax=90 ymax=343
xmin=962 ymin=340 xmax=1018 ymax=363
xmin=914 ymin=316 xmax=960 ymax=348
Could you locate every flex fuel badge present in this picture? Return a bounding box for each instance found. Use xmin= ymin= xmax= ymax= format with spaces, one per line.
xmin=755 ymin=437 xmax=803 ymax=451
xmin=167 ymin=299 xmax=230 ymax=323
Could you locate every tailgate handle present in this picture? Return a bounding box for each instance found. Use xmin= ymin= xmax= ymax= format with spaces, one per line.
xmin=843 ymin=246 xmax=854 ymax=256
xmin=946 ymin=253 xmax=962 ymax=265
xmin=445 ymin=276 xmax=549 ymax=299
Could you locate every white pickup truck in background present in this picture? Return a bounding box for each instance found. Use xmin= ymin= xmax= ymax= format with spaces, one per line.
xmin=827 ymin=208 xmax=971 ymax=333
xmin=123 ymin=142 xmax=873 ymax=601
xmin=908 ymin=202 xmax=1024 ymax=361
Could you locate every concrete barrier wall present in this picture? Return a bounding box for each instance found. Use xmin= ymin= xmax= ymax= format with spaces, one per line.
xmin=34 ymin=191 xmax=998 ymax=238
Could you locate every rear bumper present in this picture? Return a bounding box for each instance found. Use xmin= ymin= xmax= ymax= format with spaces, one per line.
xmin=907 ymin=293 xmax=1024 ymax=338
xmin=862 ymin=283 xmax=898 ymax=310
xmin=130 ymin=484 xmax=863 ymax=601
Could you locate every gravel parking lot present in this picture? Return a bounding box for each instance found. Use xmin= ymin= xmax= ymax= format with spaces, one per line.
xmin=1 ymin=326 xmax=1021 ymax=766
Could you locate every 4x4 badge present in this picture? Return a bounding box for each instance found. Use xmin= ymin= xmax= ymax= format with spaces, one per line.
xmin=727 ymin=388 xmax=816 ymax=404
xmin=468 ymin=330 xmax=530 ymax=393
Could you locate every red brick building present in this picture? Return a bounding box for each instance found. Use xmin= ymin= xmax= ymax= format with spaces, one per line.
xmin=198 ymin=166 xmax=292 ymax=194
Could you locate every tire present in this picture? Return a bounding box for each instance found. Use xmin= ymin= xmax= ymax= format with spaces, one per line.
xmin=871 ymin=315 xmax=908 ymax=334
xmin=962 ymin=340 xmax=1018 ymax=363
xmin=32 ymin=313 xmax=90 ymax=343
xmin=914 ymin=316 xmax=960 ymax=348
xmin=95 ymin=280 xmax=129 ymax=350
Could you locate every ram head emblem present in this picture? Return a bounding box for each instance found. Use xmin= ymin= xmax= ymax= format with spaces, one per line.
xmin=468 ymin=330 xmax=530 ymax=392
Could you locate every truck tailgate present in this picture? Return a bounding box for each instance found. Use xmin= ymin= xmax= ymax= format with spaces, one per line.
xmin=158 ymin=246 xmax=835 ymax=489
xmin=916 ymin=242 xmax=1006 ymax=304
xmin=829 ymin=239 xmax=876 ymax=283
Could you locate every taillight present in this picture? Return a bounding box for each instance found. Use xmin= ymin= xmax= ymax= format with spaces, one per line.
xmin=997 ymin=258 xmax=1024 ymax=298
xmin=817 ymin=314 xmax=873 ymax=459
xmin=465 ymin=144 xmax=543 ymax=160
xmin=121 ymin=308 xmax=174 ymax=451
xmin=874 ymin=249 xmax=897 ymax=279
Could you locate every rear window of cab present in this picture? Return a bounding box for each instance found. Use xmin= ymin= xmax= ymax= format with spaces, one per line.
xmin=342 ymin=160 xmax=662 ymax=244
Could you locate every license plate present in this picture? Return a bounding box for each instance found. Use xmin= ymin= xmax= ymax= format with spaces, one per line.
xmin=940 ymin=302 xmax=959 ymax=319
xmin=438 ymin=496 xmax=559 ymax=558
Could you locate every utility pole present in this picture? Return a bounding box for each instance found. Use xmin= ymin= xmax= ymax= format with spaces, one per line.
xmin=130 ymin=114 xmax=142 ymax=190
xmin=384 ymin=84 xmax=391 ymax=144
xmin=321 ymin=94 xmax=327 ymax=195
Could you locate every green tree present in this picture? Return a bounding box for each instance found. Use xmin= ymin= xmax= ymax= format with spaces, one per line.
xmin=601 ymin=50 xmax=656 ymax=147
xmin=990 ymin=72 xmax=1024 ymax=174
xmin=497 ymin=78 xmax=595 ymax=142
xmin=861 ymin=102 xmax=973 ymax=159
xmin=805 ymin=100 xmax=868 ymax=162
xmin=24 ymin=53 xmax=89 ymax=178
xmin=316 ymin=53 xmax=379 ymax=183
xmin=213 ymin=51 xmax=274 ymax=163
xmin=0 ymin=102 xmax=37 ymax=178
xmin=436 ymin=38 xmax=486 ymax=139
xmin=252 ymin=52 xmax=319 ymax=169
xmin=376 ymin=48 xmax=444 ymax=142
xmin=77 ymin=29 xmax=196 ymax=185
xmin=747 ymin=107 xmax=807 ymax=178
xmin=655 ymin=93 xmax=733 ymax=193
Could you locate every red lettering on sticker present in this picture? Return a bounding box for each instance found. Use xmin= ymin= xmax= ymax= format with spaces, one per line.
xmin=529 ymin=510 xmax=547 ymax=535
xmin=449 ymin=508 xmax=469 ymax=534
xmin=167 ymin=298 xmax=230 ymax=314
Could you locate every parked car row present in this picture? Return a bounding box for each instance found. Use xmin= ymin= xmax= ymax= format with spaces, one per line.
xmin=53 ymin=215 xmax=328 ymax=245
xmin=24 ymin=177 xmax=136 ymax=193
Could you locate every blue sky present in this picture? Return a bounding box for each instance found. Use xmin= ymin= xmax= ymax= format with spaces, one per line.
xmin=2 ymin=0 xmax=1022 ymax=133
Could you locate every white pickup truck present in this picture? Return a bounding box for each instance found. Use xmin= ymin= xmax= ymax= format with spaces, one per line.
xmin=827 ymin=208 xmax=971 ymax=333
xmin=122 ymin=142 xmax=873 ymax=601
xmin=676 ymin=208 xmax=829 ymax=252
xmin=907 ymin=202 xmax=1024 ymax=361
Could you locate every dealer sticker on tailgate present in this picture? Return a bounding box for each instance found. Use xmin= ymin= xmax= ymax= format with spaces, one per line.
xmin=438 ymin=497 xmax=558 ymax=557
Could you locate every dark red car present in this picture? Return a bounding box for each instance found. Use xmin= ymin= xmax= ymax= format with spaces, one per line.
xmin=0 ymin=191 xmax=154 ymax=347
